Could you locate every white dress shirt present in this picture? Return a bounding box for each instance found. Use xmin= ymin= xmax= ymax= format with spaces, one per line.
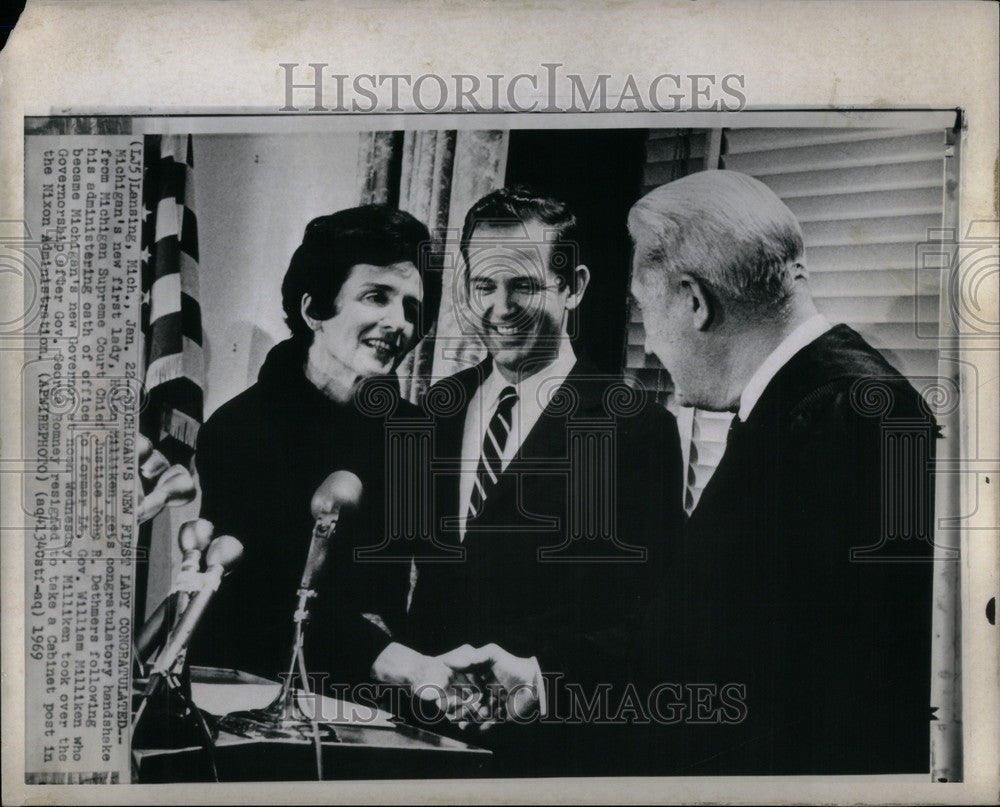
xmin=458 ymin=339 xmax=578 ymax=541
xmin=738 ymin=314 xmax=833 ymax=421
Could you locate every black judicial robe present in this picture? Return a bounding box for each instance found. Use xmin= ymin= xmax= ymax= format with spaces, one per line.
xmin=631 ymin=325 xmax=937 ymax=775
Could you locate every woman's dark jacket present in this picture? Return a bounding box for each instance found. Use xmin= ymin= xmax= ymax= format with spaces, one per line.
xmin=190 ymin=337 xmax=415 ymax=687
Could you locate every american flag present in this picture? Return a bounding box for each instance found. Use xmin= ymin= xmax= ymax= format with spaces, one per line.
xmin=140 ymin=135 xmax=204 ymax=466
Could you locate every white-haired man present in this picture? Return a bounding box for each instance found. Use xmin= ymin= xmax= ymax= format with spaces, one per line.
xmin=626 ymin=170 xmax=936 ymax=775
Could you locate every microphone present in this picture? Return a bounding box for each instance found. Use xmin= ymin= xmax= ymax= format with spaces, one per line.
xmin=137 ymin=465 xmax=197 ymax=525
xmin=178 ymin=518 xmax=214 ymax=573
xmin=134 ymin=519 xmax=215 ymax=661
xmin=147 ymin=535 xmax=243 ymax=684
xmin=300 ymin=470 xmax=363 ymax=593
xmin=176 ymin=518 xmax=214 ymax=611
xmin=138 ymin=436 xmax=171 ymax=483
xmin=138 ymin=433 xmax=154 ymax=463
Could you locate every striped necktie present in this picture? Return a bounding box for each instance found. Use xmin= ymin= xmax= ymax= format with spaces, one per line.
xmin=727 ymin=414 xmax=744 ymax=443
xmin=467 ymin=385 xmax=519 ymax=522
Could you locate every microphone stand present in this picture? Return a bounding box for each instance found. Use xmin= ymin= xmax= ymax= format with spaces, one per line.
xmin=220 ymin=528 xmax=336 ymax=780
xmin=259 ymin=586 xmax=322 ymax=725
xmin=133 ymin=534 xmax=239 ymax=782
xmin=219 ymin=471 xmax=363 ymax=782
xmin=132 ymin=636 xmax=220 ymax=782
xmin=260 ymin=583 xmax=327 ymax=779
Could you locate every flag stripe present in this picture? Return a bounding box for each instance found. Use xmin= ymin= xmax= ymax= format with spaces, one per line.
xmin=158 ymin=135 xmax=187 ymax=165
xmin=147 ymin=306 xmax=202 ymax=363
xmin=151 ymin=377 xmax=203 ymax=418
xmin=152 ymin=235 xmax=180 ymax=283
xmin=145 ymin=294 xmax=203 ymax=348
xmin=182 ymin=166 xmax=196 ymax=220
xmin=150 ymin=273 xmax=181 ymax=321
xmin=180 ymin=206 xmax=200 ymax=263
xmin=179 ymin=251 xmax=200 ymax=298
xmin=145 ymin=341 xmax=206 ymax=391
xmin=154 ymin=197 xmax=180 ymax=241
xmin=178 ymin=294 xmax=203 ymax=346
xmin=155 ymin=154 xmax=188 ymax=203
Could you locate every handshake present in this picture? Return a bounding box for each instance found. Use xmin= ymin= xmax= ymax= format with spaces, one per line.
xmin=371 ymin=641 xmax=546 ymax=731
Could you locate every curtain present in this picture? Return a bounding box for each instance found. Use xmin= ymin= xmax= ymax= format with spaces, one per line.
xmin=430 ymin=130 xmax=509 ymax=382
xmin=395 ymin=130 xmax=455 ymax=402
xmin=357 ymin=131 xmax=401 ymax=206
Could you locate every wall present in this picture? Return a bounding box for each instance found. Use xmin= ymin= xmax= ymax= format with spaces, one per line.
xmin=194 ymin=132 xmax=362 ymax=417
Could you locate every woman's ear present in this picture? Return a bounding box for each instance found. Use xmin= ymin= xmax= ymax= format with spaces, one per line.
xmin=300 ymin=293 xmax=320 ymax=331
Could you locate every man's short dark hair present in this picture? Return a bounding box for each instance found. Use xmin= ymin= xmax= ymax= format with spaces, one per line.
xmin=459 ymin=187 xmax=584 ymax=289
xmin=281 ymin=205 xmax=430 ymax=342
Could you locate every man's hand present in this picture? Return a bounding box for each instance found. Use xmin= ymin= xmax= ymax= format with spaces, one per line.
xmin=437 ymin=642 xmax=546 ymax=727
xmin=369 ymin=642 xmax=474 ymax=710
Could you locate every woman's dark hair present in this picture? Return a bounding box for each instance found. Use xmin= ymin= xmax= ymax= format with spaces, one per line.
xmin=281 ymin=205 xmax=430 ymax=341
xmin=459 ymin=186 xmax=585 ymax=289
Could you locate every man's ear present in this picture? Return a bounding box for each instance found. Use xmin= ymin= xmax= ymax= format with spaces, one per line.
xmin=563 ymin=264 xmax=590 ymax=311
xmin=678 ymin=273 xmax=713 ymax=331
xmin=300 ymin=293 xmax=320 ymax=331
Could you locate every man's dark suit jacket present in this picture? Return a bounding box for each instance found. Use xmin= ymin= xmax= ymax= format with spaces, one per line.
xmin=403 ymin=354 xmax=684 ymax=772
xmin=631 ymin=324 xmax=937 ymax=776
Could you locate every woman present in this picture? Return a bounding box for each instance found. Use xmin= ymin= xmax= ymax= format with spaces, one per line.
xmin=190 ymin=205 xmax=430 ymax=689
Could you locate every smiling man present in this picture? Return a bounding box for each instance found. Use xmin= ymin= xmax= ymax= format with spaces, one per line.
xmin=191 ymin=205 xmax=429 ymax=689
xmin=377 ymin=187 xmax=684 ymax=775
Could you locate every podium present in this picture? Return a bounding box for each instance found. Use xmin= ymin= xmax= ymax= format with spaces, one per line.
xmin=132 ymin=666 xmax=492 ymax=782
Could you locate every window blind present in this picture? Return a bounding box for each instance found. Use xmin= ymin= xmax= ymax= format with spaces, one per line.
xmin=722 ymin=127 xmax=947 ymax=383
